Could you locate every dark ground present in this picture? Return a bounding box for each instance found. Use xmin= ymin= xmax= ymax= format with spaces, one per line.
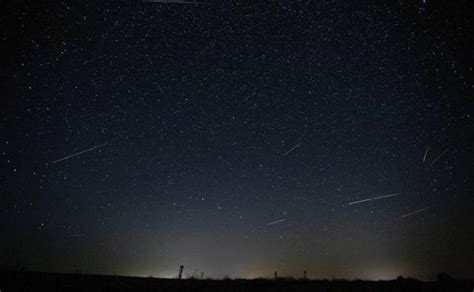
xmin=1 ymin=270 xmax=473 ymax=292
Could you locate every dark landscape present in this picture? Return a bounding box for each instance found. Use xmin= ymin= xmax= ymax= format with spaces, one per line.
xmin=2 ymin=270 xmax=473 ymax=292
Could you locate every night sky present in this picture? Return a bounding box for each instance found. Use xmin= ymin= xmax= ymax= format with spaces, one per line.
xmin=1 ymin=0 xmax=473 ymax=281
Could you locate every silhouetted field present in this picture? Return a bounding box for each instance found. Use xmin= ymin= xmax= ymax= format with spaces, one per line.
xmin=1 ymin=270 xmax=473 ymax=292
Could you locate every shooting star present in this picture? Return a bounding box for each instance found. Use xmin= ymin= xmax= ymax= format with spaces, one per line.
xmin=348 ymin=192 xmax=401 ymax=206
xmin=52 ymin=143 xmax=108 ymax=164
xmin=143 ymin=0 xmax=208 ymax=4
xmin=267 ymin=218 xmax=286 ymax=226
xmin=423 ymin=147 xmax=429 ymax=163
xmin=69 ymin=233 xmax=87 ymax=237
xmin=400 ymin=207 xmax=430 ymax=218
xmin=429 ymin=148 xmax=448 ymax=167
xmin=281 ymin=143 xmax=301 ymax=158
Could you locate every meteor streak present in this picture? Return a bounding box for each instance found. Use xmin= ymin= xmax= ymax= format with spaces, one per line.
xmin=348 ymin=192 xmax=400 ymax=206
xmin=423 ymin=147 xmax=429 ymax=163
xmin=69 ymin=234 xmax=87 ymax=237
xmin=429 ymin=148 xmax=448 ymax=167
xmin=400 ymin=207 xmax=430 ymax=218
xmin=281 ymin=143 xmax=301 ymax=157
xmin=267 ymin=218 xmax=286 ymax=226
xmin=52 ymin=143 xmax=108 ymax=164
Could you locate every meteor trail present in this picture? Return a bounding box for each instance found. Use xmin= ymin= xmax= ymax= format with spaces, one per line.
xmin=52 ymin=143 xmax=108 ymax=164
xmin=267 ymin=218 xmax=286 ymax=226
xmin=69 ymin=233 xmax=87 ymax=237
xmin=281 ymin=143 xmax=301 ymax=157
xmin=400 ymin=207 xmax=430 ymax=218
xmin=423 ymin=147 xmax=429 ymax=163
xmin=429 ymin=148 xmax=448 ymax=167
xmin=348 ymin=192 xmax=401 ymax=206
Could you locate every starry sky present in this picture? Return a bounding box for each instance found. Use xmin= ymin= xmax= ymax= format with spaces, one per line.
xmin=1 ymin=0 xmax=473 ymax=281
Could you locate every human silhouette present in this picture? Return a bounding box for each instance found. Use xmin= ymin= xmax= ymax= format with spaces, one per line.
xmin=178 ymin=265 xmax=184 ymax=280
